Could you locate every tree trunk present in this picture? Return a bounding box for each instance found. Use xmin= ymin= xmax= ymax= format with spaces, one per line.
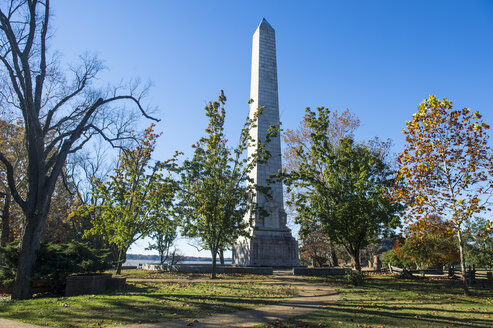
xmin=219 ymin=248 xmax=225 ymax=265
xmin=1 ymin=192 xmax=11 ymax=246
xmin=116 ymin=248 xmax=126 ymax=275
xmin=329 ymin=240 xmax=338 ymax=267
xmin=348 ymin=248 xmax=361 ymax=272
xmin=12 ymin=210 xmax=45 ymax=300
xmin=165 ymin=245 xmax=170 ymax=264
xmin=211 ymin=249 xmax=217 ymax=279
xmin=160 ymin=244 xmax=166 ymax=265
xmin=457 ymin=230 xmax=470 ymax=295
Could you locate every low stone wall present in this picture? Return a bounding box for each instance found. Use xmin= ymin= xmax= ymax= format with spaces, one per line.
xmin=224 ymin=266 xmax=273 ymax=275
xmin=65 ymin=274 xmax=110 ymax=296
xmin=168 ymin=264 xmax=227 ymax=273
xmin=160 ymin=264 xmax=274 ymax=275
xmin=293 ymin=267 xmax=347 ymax=276
xmin=106 ymin=277 xmax=126 ymax=291
xmin=65 ymin=274 xmax=126 ymax=296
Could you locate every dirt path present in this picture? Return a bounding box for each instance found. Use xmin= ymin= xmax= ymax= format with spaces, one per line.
xmin=0 ymin=319 xmax=50 ymax=328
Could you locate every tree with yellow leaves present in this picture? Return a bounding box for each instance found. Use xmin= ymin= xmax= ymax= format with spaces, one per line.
xmin=395 ymin=95 xmax=493 ymax=294
xmin=399 ymin=214 xmax=459 ymax=271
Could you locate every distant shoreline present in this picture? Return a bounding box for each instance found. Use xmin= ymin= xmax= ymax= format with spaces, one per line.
xmin=124 ymin=254 xmax=232 ymax=266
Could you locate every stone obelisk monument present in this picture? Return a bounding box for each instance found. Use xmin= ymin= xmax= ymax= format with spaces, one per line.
xmin=233 ymin=18 xmax=299 ymax=266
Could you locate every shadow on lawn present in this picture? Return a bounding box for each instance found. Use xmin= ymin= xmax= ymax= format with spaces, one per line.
xmin=296 ymin=302 xmax=492 ymax=328
xmin=274 ymin=275 xmax=493 ymax=328
xmin=324 ymin=275 xmax=493 ymax=296
xmin=123 ymin=282 xmax=290 ymax=304
xmin=0 ymin=281 xmax=293 ymax=328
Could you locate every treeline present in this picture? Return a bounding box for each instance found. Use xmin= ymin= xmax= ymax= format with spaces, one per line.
xmin=126 ymin=254 xmax=232 ymax=263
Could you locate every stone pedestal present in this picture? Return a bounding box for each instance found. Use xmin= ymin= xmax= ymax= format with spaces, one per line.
xmin=233 ymin=18 xmax=299 ymax=267
xmin=234 ymin=232 xmax=298 ymax=267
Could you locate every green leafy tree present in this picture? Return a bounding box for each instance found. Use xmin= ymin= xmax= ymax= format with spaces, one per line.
xmin=82 ymin=125 xmax=175 ymax=274
xmin=394 ymin=95 xmax=493 ymax=294
xmin=178 ymin=91 xmax=274 ymax=278
xmin=147 ymin=229 xmax=177 ymax=265
xmin=146 ymin=176 xmax=180 ymax=265
xmin=284 ymin=107 xmax=401 ymax=271
xmin=381 ymin=247 xmax=413 ymax=269
xmin=465 ymin=217 xmax=493 ymax=269
xmin=283 ymin=109 xmax=359 ymax=266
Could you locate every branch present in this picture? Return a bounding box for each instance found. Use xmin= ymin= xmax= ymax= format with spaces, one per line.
xmin=42 ymin=78 xmax=87 ymax=135
xmin=66 ymin=131 xmax=98 ymax=154
xmin=45 ymin=98 xmax=104 ymax=193
xmin=44 ymin=128 xmax=74 ymax=156
xmin=84 ymin=123 xmax=134 ymax=150
xmin=22 ymin=0 xmax=37 ymax=57
xmin=188 ymin=240 xmax=205 ymax=252
xmin=102 ymin=95 xmax=159 ymax=122
xmin=0 ymin=5 xmax=28 ymax=110
xmin=8 ymin=1 xmax=26 ymax=20
xmin=0 ymin=151 xmax=26 ymax=210
xmin=0 ymin=53 xmax=25 ymax=106
xmin=60 ymin=169 xmax=76 ymax=197
xmin=44 ymin=104 xmax=88 ymax=137
xmin=34 ymin=0 xmax=49 ymax=115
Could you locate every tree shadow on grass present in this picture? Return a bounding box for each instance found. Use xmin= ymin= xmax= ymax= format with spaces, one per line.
xmin=0 ymin=281 xmax=295 ymax=328
xmin=297 ymin=302 xmax=493 ymax=328
xmin=276 ymin=275 xmax=493 ymax=328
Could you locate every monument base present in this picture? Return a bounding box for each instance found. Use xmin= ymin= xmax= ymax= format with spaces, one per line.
xmin=233 ymin=231 xmax=299 ymax=267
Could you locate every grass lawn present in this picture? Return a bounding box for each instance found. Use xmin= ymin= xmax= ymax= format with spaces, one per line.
xmin=112 ymin=268 xmax=273 ymax=281
xmin=262 ymin=274 xmax=493 ymax=328
xmin=0 ymin=279 xmax=297 ymax=328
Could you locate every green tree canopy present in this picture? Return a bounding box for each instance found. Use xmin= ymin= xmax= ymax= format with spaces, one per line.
xmin=465 ymin=217 xmax=493 ymax=269
xmin=284 ymin=107 xmax=401 ymax=271
xmin=178 ymin=91 xmax=275 ymax=278
xmin=82 ymin=125 xmax=177 ymax=274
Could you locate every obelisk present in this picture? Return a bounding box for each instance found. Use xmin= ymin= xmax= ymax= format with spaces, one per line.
xmin=233 ymin=18 xmax=299 ymax=267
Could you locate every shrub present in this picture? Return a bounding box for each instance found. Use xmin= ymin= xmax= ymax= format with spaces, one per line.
xmin=0 ymin=241 xmax=112 ymax=293
xmin=381 ymin=248 xmax=412 ymax=269
xmin=0 ymin=242 xmax=19 ymax=287
xmin=345 ymin=269 xmax=364 ymax=286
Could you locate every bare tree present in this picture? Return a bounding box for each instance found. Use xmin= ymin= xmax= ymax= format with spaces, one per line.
xmin=0 ymin=0 xmax=158 ymax=299
xmin=63 ymin=139 xmax=114 ymax=243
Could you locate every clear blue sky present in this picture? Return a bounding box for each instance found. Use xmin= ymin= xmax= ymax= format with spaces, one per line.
xmin=50 ymin=0 xmax=493 ymax=257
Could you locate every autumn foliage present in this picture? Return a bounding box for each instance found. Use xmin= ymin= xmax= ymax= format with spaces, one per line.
xmin=395 ymin=95 xmax=493 ymax=294
xmin=399 ymin=215 xmax=459 ymax=270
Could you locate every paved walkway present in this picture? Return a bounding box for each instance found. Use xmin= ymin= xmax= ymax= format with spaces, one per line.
xmin=0 ymin=277 xmax=338 ymax=328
